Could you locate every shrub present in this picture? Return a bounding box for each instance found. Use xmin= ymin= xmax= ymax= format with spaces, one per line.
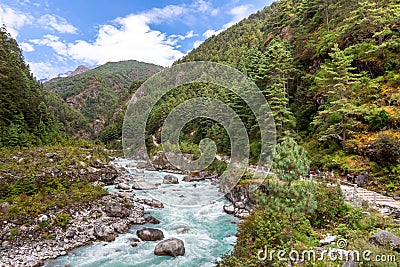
xmin=374 ymin=133 xmax=400 ymax=166
xmin=308 ymin=183 xmax=346 ymax=228
xmin=55 ymin=213 xmax=70 ymax=227
xmin=367 ymin=109 xmax=390 ymax=130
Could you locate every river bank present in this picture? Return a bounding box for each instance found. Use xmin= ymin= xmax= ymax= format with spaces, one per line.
xmin=43 ymin=158 xmax=239 ymax=267
xmin=0 ymin=148 xmax=149 ymax=267
xmin=0 ymin=149 xmax=239 ymax=267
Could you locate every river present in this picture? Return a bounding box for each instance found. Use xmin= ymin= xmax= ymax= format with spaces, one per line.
xmin=44 ymin=158 xmax=238 ymax=267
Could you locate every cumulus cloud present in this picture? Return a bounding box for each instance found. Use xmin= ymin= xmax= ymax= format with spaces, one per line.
xmin=20 ymin=42 xmax=34 ymax=52
xmin=200 ymin=4 xmax=254 ymax=42
xmin=28 ymin=61 xmax=71 ymax=80
xmin=41 ymin=5 xmax=200 ymax=67
xmin=0 ymin=4 xmax=33 ymax=37
xmin=193 ymin=40 xmax=203 ymax=49
xmin=30 ymin=34 xmax=68 ymax=56
xmin=229 ymin=4 xmax=254 ymax=22
xmin=37 ymin=14 xmax=77 ymax=34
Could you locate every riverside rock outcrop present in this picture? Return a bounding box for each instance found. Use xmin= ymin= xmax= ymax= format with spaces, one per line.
xmin=0 ymin=193 xmax=145 ymax=267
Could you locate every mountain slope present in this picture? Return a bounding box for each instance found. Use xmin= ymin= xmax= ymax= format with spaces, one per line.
xmin=175 ymin=0 xmax=400 ymax=190
xmin=44 ymin=60 xmax=163 ymax=137
xmin=0 ymin=26 xmax=65 ymax=147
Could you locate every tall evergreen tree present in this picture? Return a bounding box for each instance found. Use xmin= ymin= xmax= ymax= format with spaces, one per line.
xmin=245 ymin=38 xmax=296 ymax=139
xmin=312 ymin=43 xmax=361 ymax=148
xmin=258 ymin=136 xmax=316 ymax=254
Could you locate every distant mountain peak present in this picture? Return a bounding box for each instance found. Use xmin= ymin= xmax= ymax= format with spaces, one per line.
xmin=69 ymin=65 xmax=90 ymax=77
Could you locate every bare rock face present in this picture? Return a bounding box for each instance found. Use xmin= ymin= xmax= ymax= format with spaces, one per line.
xmin=369 ymin=230 xmax=400 ymax=251
xmin=136 ymin=228 xmax=164 ymax=241
xmin=154 ymin=238 xmax=185 ymax=257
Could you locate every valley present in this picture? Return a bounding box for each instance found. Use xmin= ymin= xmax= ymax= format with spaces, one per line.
xmin=1 ymin=0 xmax=400 ymax=266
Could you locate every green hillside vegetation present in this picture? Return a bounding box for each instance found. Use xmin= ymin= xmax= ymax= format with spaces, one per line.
xmin=44 ymin=60 xmax=163 ymax=138
xmin=1 ymin=0 xmax=400 ymax=265
xmin=0 ymin=27 xmax=65 ymax=147
xmin=172 ymin=0 xmax=400 ymax=193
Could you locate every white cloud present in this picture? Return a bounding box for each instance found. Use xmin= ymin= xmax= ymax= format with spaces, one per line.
xmin=194 ymin=0 xmax=211 ymax=13
xmin=193 ymin=0 xmax=219 ymax=16
xmin=20 ymin=42 xmax=34 ymax=52
xmin=228 ymin=4 xmax=253 ymax=24
xmin=138 ymin=5 xmax=189 ymax=24
xmin=203 ymin=29 xmax=223 ymax=38
xmin=30 ymin=34 xmax=68 ymax=56
xmin=0 ymin=4 xmax=33 ymax=37
xmin=222 ymin=4 xmax=254 ymax=29
xmin=28 ymin=61 xmax=62 ymax=80
xmin=185 ymin=30 xmax=197 ymax=38
xmin=201 ymin=4 xmax=254 ymax=41
xmin=193 ymin=40 xmax=203 ymax=49
xmin=37 ymin=14 xmax=77 ymax=34
xmin=49 ymin=5 xmax=194 ymax=67
xmin=211 ymin=9 xmax=219 ymax=16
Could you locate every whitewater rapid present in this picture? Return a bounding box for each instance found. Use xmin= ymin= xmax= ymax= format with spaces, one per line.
xmin=44 ymin=159 xmax=238 ymax=267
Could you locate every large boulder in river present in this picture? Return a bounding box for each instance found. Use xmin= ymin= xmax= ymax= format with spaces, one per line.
xmin=154 ymin=238 xmax=185 ymax=257
xmin=94 ymin=225 xmax=117 ymax=242
xmin=223 ymin=205 xmax=235 ymax=214
xmin=132 ymin=181 xmax=159 ymax=190
xmin=163 ymin=174 xmax=179 ymax=184
xmin=369 ymin=230 xmax=400 ymax=251
xmin=145 ymin=215 xmax=160 ymax=224
xmin=137 ymin=228 xmax=164 ymax=241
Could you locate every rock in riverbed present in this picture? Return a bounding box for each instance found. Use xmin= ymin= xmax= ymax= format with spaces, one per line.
xmin=154 ymin=238 xmax=185 ymax=257
xmin=137 ymin=228 xmax=164 ymax=241
xmin=163 ymin=174 xmax=179 ymax=184
xmin=132 ymin=181 xmax=159 ymax=190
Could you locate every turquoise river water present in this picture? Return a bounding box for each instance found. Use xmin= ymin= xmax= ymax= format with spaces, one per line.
xmin=43 ymin=159 xmax=238 ymax=267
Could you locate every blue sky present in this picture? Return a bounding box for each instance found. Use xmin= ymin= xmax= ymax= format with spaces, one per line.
xmin=0 ymin=0 xmax=271 ymax=79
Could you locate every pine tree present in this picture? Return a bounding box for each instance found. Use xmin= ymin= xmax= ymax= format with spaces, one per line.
xmin=245 ymin=38 xmax=296 ymax=139
xmin=258 ymin=136 xmax=316 ymax=254
xmin=312 ymin=43 xmax=361 ymax=148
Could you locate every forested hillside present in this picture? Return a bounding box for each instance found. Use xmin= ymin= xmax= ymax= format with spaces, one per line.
xmin=173 ymin=0 xmax=400 ymax=193
xmin=0 ymin=27 xmax=65 ymax=147
xmin=44 ymin=60 xmax=163 ymax=138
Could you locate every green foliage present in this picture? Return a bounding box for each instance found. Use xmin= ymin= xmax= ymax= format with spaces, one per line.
xmin=307 ymin=183 xmax=347 ymax=228
xmin=0 ymin=27 xmax=66 ymax=147
xmin=374 ymin=133 xmax=400 ymax=166
xmin=244 ymin=38 xmax=296 ymax=139
xmin=367 ymin=109 xmax=391 ymax=130
xmin=44 ymin=61 xmax=159 ymax=139
xmin=55 ymin=213 xmax=70 ymax=227
xmin=0 ymin=146 xmax=110 ymax=220
xmin=258 ymin=137 xmax=316 ymax=250
xmin=311 ymin=43 xmax=361 ymax=147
